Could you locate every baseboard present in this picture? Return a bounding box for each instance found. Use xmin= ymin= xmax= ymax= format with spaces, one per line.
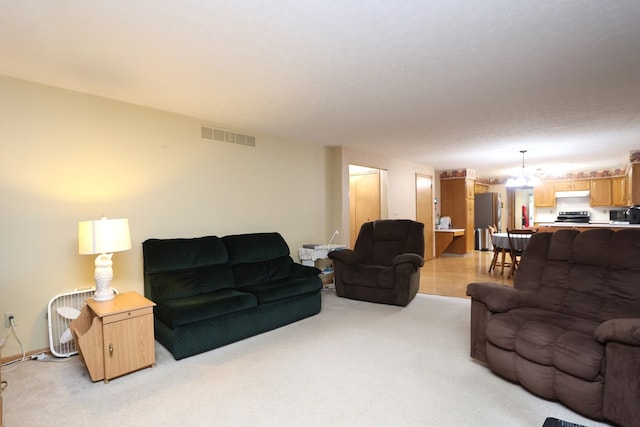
xmin=1 ymin=347 xmax=50 ymax=365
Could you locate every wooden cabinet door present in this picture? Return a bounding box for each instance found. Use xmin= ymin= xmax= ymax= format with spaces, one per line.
xmin=612 ymin=177 xmax=627 ymax=206
xmin=632 ymin=164 xmax=640 ymax=205
xmin=590 ymin=179 xmax=612 ymax=206
xmin=465 ymin=179 xmax=475 ymax=200
xmin=465 ymin=199 xmax=475 ymax=252
xmin=534 ymin=182 xmax=555 ymax=207
xmin=571 ymin=180 xmax=590 ymax=191
xmin=103 ymin=313 xmax=155 ymax=381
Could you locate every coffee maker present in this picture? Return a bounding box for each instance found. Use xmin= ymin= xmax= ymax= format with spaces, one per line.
xmin=629 ymin=206 xmax=640 ymax=224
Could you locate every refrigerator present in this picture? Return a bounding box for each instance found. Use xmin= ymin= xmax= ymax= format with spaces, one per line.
xmin=474 ymin=192 xmax=501 ymax=251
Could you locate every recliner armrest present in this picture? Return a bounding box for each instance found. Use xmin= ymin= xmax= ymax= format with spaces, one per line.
xmin=595 ymin=318 xmax=640 ymax=346
xmin=391 ymin=253 xmax=424 ymax=268
xmin=466 ymin=282 xmax=537 ymax=313
xmin=328 ymin=249 xmax=365 ymax=265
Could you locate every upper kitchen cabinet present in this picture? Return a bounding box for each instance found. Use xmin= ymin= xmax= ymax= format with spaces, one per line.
xmin=590 ymin=179 xmax=612 ymax=206
xmin=611 ymin=176 xmax=627 ymax=207
xmin=554 ymin=180 xmax=590 ymax=191
xmin=534 ymin=181 xmax=555 ymax=207
xmin=630 ymin=163 xmax=640 ymax=205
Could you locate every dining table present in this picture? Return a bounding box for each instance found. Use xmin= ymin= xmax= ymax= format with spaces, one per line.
xmin=491 ymin=232 xmax=532 ymax=252
xmin=490 ymin=232 xmax=534 ymax=277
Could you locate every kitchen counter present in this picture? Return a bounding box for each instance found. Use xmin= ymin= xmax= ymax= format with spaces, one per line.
xmin=435 ymin=228 xmax=466 ymax=257
xmin=536 ymin=222 xmax=640 ymax=229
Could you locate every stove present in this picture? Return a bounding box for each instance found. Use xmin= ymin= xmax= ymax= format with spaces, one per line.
xmin=555 ymin=211 xmax=590 ymax=223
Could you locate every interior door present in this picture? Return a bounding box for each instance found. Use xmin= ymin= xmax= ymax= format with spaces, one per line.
xmin=349 ymin=167 xmax=381 ymax=247
xmin=416 ymin=174 xmax=434 ymax=260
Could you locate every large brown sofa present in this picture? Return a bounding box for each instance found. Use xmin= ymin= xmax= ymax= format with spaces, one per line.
xmin=467 ymin=228 xmax=640 ymax=426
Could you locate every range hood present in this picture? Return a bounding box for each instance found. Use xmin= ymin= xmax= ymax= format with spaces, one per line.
xmin=555 ymin=190 xmax=590 ymax=198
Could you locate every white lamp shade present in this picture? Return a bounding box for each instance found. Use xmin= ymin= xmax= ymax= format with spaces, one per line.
xmin=78 ymin=217 xmax=131 ymax=255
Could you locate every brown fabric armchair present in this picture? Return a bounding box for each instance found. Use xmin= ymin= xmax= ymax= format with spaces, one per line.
xmin=328 ymin=220 xmax=424 ymax=306
xmin=467 ymin=228 xmax=640 ymax=426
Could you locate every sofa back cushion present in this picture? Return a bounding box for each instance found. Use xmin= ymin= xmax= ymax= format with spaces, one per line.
xmin=516 ymin=228 xmax=640 ymax=322
xmin=222 ymin=232 xmax=292 ymax=287
xmin=143 ymin=236 xmax=235 ymax=303
xmin=354 ymin=220 xmax=425 ymax=266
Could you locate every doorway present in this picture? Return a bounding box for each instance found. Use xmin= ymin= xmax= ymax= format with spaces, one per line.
xmin=349 ymin=165 xmax=386 ymax=247
xmin=510 ymin=188 xmax=534 ymax=229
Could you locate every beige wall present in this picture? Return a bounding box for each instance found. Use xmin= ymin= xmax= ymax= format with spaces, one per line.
xmin=0 ymin=76 xmax=337 ymax=356
xmin=0 ymin=76 xmax=435 ymax=357
xmin=338 ymin=149 xmax=436 ymax=247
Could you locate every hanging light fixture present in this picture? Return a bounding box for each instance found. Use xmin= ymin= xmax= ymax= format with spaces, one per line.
xmin=505 ymin=150 xmax=541 ymax=187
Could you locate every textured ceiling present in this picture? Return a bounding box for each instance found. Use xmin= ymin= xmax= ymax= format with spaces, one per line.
xmin=2 ymin=1 xmax=640 ymax=178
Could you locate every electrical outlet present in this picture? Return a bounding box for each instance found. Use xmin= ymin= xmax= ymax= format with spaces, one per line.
xmin=5 ymin=312 xmax=16 ymax=328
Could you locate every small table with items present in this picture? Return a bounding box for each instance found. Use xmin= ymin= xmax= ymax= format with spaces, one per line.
xmin=298 ymin=244 xmax=347 ymax=289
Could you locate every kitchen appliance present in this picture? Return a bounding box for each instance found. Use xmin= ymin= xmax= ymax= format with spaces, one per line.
xmin=555 ymin=211 xmax=590 ymax=223
xmin=474 ymin=192 xmax=501 ymax=250
xmin=439 ymin=216 xmax=452 ymax=229
xmin=609 ymin=208 xmax=629 ymax=223
xmin=630 ymin=206 xmax=640 ymax=224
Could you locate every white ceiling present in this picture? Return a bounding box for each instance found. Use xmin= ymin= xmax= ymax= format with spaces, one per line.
xmin=2 ymin=1 xmax=640 ymax=178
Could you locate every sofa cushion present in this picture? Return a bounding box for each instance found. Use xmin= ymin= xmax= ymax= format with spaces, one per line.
xmin=486 ymin=308 xmax=604 ymax=381
xmin=240 ymin=275 xmax=323 ymax=304
xmin=155 ymin=289 xmax=257 ymax=328
xmin=143 ymin=236 xmax=235 ymax=302
xmin=222 ymin=233 xmax=293 ymax=286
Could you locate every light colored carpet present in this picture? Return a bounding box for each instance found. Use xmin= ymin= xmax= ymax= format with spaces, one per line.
xmin=3 ymin=293 xmax=609 ymax=427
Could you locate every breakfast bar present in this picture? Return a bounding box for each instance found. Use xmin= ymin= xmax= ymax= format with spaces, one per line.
xmin=435 ymin=229 xmax=466 ymax=257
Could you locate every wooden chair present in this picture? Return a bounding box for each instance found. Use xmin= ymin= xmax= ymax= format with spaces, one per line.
xmin=488 ymin=225 xmax=511 ymax=275
xmin=506 ymin=228 xmax=536 ymax=278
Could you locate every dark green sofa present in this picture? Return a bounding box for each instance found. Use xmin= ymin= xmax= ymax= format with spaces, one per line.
xmin=142 ymin=232 xmax=323 ymax=360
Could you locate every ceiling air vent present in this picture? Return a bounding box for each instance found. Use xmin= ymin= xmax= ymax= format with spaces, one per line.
xmin=201 ymin=126 xmax=256 ymax=148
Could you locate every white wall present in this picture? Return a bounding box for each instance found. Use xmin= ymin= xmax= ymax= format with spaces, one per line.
xmin=0 ymin=76 xmax=336 ymax=356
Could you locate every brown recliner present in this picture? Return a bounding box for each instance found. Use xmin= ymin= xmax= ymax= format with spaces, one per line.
xmin=328 ymin=219 xmax=425 ymax=306
xmin=467 ymin=228 xmax=640 ymax=426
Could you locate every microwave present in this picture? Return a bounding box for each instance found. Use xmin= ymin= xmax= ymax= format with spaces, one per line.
xmin=609 ymin=209 xmax=629 ymax=222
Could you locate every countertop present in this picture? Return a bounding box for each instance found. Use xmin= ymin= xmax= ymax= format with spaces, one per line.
xmin=537 ymin=222 xmax=640 ymax=228
xmin=435 ymin=228 xmax=465 ymax=232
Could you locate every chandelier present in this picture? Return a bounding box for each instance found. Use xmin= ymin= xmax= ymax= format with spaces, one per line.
xmin=505 ymin=150 xmax=541 ymax=187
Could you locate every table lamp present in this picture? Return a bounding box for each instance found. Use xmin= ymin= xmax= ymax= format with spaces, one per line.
xmin=78 ymin=216 xmax=131 ymax=301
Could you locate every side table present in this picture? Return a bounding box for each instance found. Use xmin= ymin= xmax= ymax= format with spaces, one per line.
xmin=71 ymin=291 xmax=156 ymax=383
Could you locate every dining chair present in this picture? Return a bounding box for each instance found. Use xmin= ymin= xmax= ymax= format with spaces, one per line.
xmin=506 ymin=228 xmax=536 ymax=278
xmin=488 ymin=225 xmax=500 ymax=273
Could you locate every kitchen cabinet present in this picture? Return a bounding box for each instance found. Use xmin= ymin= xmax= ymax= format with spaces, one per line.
xmin=611 ymin=176 xmax=627 ymax=207
xmin=631 ymin=163 xmax=640 ymax=205
xmin=440 ymin=177 xmax=475 ymax=254
xmin=534 ymin=182 xmax=555 ymax=207
xmin=554 ymin=180 xmax=590 ymax=191
xmin=474 ymin=182 xmax=488 ymax=194
xmin=590 ymin=179 xmax=612 ymax=206
xmin=465 ymin=179 xmax=475 ymax=200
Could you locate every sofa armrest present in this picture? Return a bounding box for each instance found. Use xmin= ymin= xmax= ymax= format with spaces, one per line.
xmin=289 ymin=262 xmax=321 ymax=278
xmin=466 ymin=282 xmax=537 ymax=313
xmin=595 ymin=318 xmax=640 ymax=345
xmin=391 ymin=253 xmax=424 ymax=269
xmin=328 ymin=249 xmax=365 ymax=265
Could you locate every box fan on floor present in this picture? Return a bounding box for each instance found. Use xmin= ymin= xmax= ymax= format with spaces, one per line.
xmin=47 ymin=287 xmax=117 ymax=357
